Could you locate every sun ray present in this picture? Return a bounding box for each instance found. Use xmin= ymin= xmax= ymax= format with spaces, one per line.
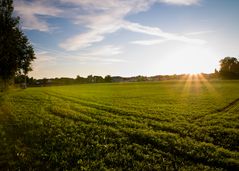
xmin=181 ymin=73 xmax=218 ymax=96
xmin=181 ymin=73 xmax=221 ymax=96
xmin=182 ymin=74 xmax=193 ymax=95
xmin=198 ymin=74 xmax=219 ymax=96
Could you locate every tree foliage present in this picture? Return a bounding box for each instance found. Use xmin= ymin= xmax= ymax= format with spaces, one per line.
xmin=104 ymin=75 xmax=112 ymax=83
xmin=219 ymin=57 xmax=239 ymax=79
xmin=0 ymin=0 xmax=35 ymax=89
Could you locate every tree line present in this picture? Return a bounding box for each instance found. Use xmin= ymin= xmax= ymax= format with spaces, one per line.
xmin=14 ymin=75 xmax=113 ymax=87
xmin=13 ymin=56 xmax=239 ymax=87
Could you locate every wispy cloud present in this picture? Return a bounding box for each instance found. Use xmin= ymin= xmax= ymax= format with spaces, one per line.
xmin=34 ymin=44 xmax=124 ymax=64
xmin=14 ymin=0 xmax=62 ymax=31
xmin=129 ymin=22 xmax=208 ymax=46
xmin=70 ymin=56 xmax=125 ymax=63
xmin=35 ymin=51 xmax=57 ymax=63
xmin=159 ymin=0 xmax=200 ymax=6
xmin=60 ymin=31 xmax=105 ymax=50
xmin=124 ymin=22 xmax=206 ymax=44
xmin=131 ymin=37 xmax=206 ymax=45
xmin=31 ymin=51 xmax=58 ymax=76
xmin=14 ymin=0 xmax=202 ymax=48
xmin=131 ymin=39 xmax=168 ymax=45
xmin=185 ymin=30 xmax=214 ymax=36
xmin=59 ymin=0 xmax=131 ymax=50
xmin=80 ymin=45 xmax=123 ymax=57
xmin=59 ymin=0 xmax=202 ymax=50
xmin=69 ymin=45 xmax=125 ymax=63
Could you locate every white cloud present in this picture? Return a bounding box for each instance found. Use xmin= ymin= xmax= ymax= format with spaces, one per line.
xmin=14 ymin=0 xmax=62 ymax=31
xmin=60 ymin=31 xmax=105 ymax=50
xmin=59 ymin=0 xmax=131 ymax=50
xmin=185 ymin=30 xmax=214 ymax=36
xmin=14 ymin=0 xmax=202 ymax=48
xmin=131 ymin=37 xmax=206 ymax=45
xmin=31 ymin=51 xmax=58 ymax=76
xmin=81 ymin=45 xmax=123 ymax=57
xmin=127 ymin=22 xmax=207 ymax=45
xmin=35 ymin=51 xmax=57 ymax=62
xmin=59 ymin=0 xmax=203 ymax=51
xmin=59 ymin=11 xmax=124 ymax=50
xmin=159 ymin=0 xmax=200 ymax=5
xmin=131 ymin=39 xmax=168 ymax=45
xmin=70 ymin=56 xmax=125 ymax=63
xmin=34 ymin=45 xmax=123 ymax=64
xmin=123 ymin=22 xmax=173 ymax=38
xmin=70 ymin=45 xmax=124 ymax=63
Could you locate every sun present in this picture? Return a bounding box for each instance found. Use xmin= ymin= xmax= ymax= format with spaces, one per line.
xmin=189 ymin=72 xmax=201 ymax=76
xmin=164 ymin=44 xmax=218 ymax=75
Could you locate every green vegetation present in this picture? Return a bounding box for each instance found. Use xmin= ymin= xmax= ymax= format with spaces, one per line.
xmin=0 ymin=80 xmax=239 ymax=170
xmin=0 ymin=0 xmax=35 ymax=90
xmin=219 ymin=57 xmax=239 ymax=79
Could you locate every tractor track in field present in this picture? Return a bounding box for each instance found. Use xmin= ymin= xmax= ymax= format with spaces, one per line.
xmin=193 ymin=97 xmax=239 ymax=122
xmin=215 ymin=97 xmax=239 ymax=113
xmin=42 ymin=91 xmax=239 ymax=154
xmin=43 ymin=91 xmax=173 ymax=123
xmin=2 ymin=91 xmax=238 ymax=170
xmin=38 ymin=106 xmax=239 ymax=171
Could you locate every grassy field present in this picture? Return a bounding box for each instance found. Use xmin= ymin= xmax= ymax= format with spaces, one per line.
xmin=0 ymin=80 xmax=239 ymax=170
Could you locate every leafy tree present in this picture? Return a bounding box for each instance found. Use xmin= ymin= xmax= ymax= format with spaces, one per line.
xmin=94 ymin=76 xmax=104 ymax=83
xmin=104 ymin=75 xmax=112 ymax=83
xmin=14 ymin=74 xmax=36 ymax=86
xmin=0 ymin=0 xmax=35 ymax=90
xmin=17 ymin=33 xmax=35 ymax=88
xmin=76 ymin=75 xmax=86 ymax=83
xmin=219 ymin=57 xmax=239 ymax=79
xmin=87 ymin=75 xmax=94 ymax=83
xmin=136 ymin=75 xmax=147 ymax=82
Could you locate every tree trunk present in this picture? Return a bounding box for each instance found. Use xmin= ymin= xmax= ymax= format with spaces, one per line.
xmin=1 ymin=79 xmax=9 ymax=92
xmin=24 ymin=74 xmax=27 ymax=89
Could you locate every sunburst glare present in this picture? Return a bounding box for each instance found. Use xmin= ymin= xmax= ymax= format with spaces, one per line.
xmin=182 ymin=73 xmax=219 ymax=96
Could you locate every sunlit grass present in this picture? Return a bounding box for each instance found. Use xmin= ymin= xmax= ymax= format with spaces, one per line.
xmin=182 ymin=73 xmax=220 ymax=97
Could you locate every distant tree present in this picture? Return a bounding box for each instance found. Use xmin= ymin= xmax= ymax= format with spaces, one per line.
xmin=213 ymin=68 xmax=219 ymax=78
xmin=28 ymin=77 xmax=36 ymax=85
xmin=94 ymin=76 xmax=104 ymax=83
xmin=76 ymin=75 xmax=86 ymax=83
xmin=136 ymin=75 xmax=147 ymax=82
xmin=104 ymin=75 xmax=112 ymax=83
xmin=15 ymin=74 xmax=36 ymax=86
xmin=42 ymin=78 xmax=48 ymax=86
xmin=219 ymin=57 xmax=239 ymax=79
xmin=87 ymin=75 xmax=94 ymax=83
xmin=0 ymin=0 xmax=35 ymax=90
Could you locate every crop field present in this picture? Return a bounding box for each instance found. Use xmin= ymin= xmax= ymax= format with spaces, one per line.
xmin=0 ymin=80 xmax=239 ymax=170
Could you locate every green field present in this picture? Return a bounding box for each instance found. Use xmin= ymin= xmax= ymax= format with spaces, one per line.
xmin=0 ymin=80 xmax=239 ymax=170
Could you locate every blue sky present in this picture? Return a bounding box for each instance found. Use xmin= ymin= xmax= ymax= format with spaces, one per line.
xmin=14 ymin=0 xmax=239 ymax=78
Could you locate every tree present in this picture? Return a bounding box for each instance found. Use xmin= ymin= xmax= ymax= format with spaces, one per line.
xmin=219 ymin=57 xmax=239 ymax=79
xmin=104 ymin=75 xmax=112 ymax=83
xmin=17 ymin=34 xmax=35 ymax=88
xmin=76 ymin=75 xmax=86 ymax=83
xmin=93 ymin=76 xmax=104 ymax=83
xmin=87 ymin=75 xmax=94 ymax=83
xmin=0 ymin=0 xmax=35 ymax=90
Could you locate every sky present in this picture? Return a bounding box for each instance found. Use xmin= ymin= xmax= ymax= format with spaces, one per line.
xmin=13 ymin=0 xmax=239 ymax=78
